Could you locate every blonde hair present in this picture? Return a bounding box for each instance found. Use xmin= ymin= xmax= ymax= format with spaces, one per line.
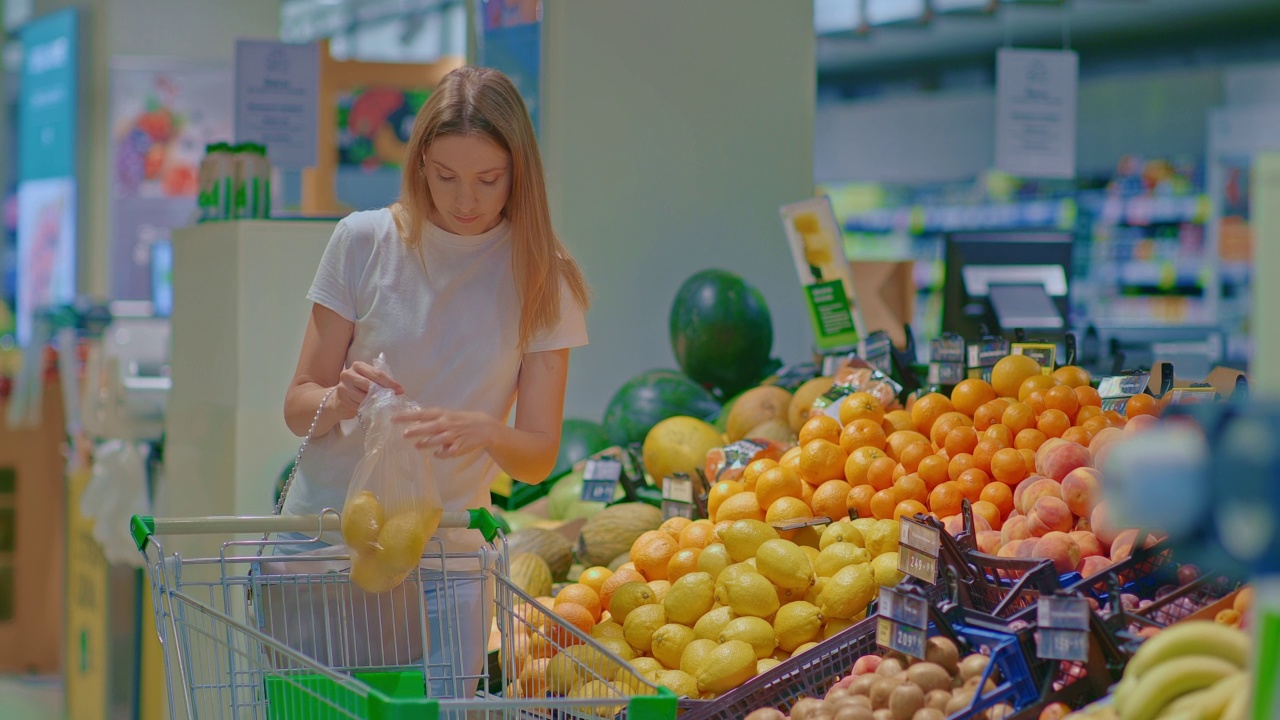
xmin=393 ymin=66 xmax=590 ymax=350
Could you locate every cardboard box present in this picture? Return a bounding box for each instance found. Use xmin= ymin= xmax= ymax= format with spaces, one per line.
xmin=848 ymin=261 xmax=917 ymax=350
xmin=1146 ymin=364 xmax=1249 ymax=400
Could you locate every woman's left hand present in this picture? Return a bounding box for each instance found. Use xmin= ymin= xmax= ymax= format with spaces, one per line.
xmin=395 ymin=408 xmax=498 ymax=458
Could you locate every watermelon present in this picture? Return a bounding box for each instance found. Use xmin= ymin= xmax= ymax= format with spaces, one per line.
xmin=551 ymin=419 xmax=610 ymax=479
xmin=603 ymin=369 xmax=721 ymax=447
xmin=670 ymin=269 xmax=773 ymax=399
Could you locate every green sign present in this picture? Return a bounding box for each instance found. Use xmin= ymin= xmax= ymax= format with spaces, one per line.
xmin=805 ymin=280 xmax=860 ymax=351
xmin=19 ymin=8 xmax=78 ymax=180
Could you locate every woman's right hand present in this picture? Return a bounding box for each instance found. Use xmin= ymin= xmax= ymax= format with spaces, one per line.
xmin=332 ymin=361 xmax=404 ymax=420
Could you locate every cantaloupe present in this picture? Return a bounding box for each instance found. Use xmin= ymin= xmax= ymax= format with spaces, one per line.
xmin=725 ymin=385 xmax=793 ymax=442
xmin=507 ymin=528 xmax=576 ymax=581
xmin=642 ymin=416 xmax=724 ymax=490
xmin=577 ymin=503 xmax=664 ymax=568
xmin=510 ymin=553 xmax=553 ymax=597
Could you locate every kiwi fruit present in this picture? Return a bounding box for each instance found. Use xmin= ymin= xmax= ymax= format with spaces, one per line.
xmin=958 ymin=654 xmax=990 ymax=682
xmin=745 ymin=710 xmax=786 ymax=720
xmin=888 ymin=683 xmax=925 ymax=720
xmin=905 ymin=663 xmax=951 ymax=694
xmin=924 ymin=637 xmax=960 ymax=677
xmin=924 ymin=689 xmax=952 ymax=711
xmin=913 ymin=710 xmax=946 ymax=720
xmin=877 ymin=658 xmax=906 ymax=677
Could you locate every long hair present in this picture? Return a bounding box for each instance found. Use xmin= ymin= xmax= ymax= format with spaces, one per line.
xmin=393 ymin=66 xmax=590 ymax=350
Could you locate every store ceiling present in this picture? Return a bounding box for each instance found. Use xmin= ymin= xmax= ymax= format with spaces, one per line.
xmin=817 ymin=0 xmax=1280 ymax=76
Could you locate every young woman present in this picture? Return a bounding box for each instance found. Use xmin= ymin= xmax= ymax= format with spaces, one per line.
xmin=280 ymin=65 xmax=590 ymax=691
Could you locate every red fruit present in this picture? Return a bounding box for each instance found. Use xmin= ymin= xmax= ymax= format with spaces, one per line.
xmin=1061 ymin=467 xmax=1103 ymax=518
xmin=852 ymin=655 xmax=881 ymax=675
xmin=1036 ymin=441 xmax=1093 ymax=482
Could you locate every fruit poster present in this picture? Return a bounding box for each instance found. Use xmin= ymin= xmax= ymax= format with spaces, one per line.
xmin=337 ymin=87 xmax=431 ymax=170
xmin=780 ymin=196 xmax=865 ymax=353
xmin=108 ymin=60 xmax=232 ymax=300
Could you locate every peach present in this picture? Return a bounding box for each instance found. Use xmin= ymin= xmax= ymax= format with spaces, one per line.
xmin=1017 ymin=477 xmax=1064 ymax=515
xmin=976 ymin=530 xmax=1003 ymax=555
xmin=1091 ymin=501 xmax=1120 ymax=546
xmin=1028 ymin=497 xmax=1073 ymax=537
xmin=972 ymin=513 xmax=993 ymax=534
xmin=1015 ymin=538 xmax=1039 ymax=559
xmin=943 ymin=514 xmax=964 ymax=537
xmin=1111 ymin=528 xmax=1158 ymax=563
xmin=1061 ymin=467 xmax=1103 ymax=518
xmin=1078 ymin=555 xmax=1112 ymax=577
xmin=1035 ymin=531 xmax=1083 ymax=574
xmin=1037 ymin=441 xmax=1093 ymax=482
xmin=1035 ymin=438 xmax=1069 ymax=471
xmin=998 ymin=540 xmax=1025 ymax=559
xmin=1001 ymin=515 xmax=1031 ymax=545
xmin=852 ymin=655 xmax=881 ymax=675
xmin=1070 ymin=531 xmax=1105 ymax=558
xmin=1088 ymin=426 xmax=1123 ymax=455
xmin=1074 ymin=515 xmax=1092 ymax=533
xmin=1125 ymin=414 xmax=1159 ymax=434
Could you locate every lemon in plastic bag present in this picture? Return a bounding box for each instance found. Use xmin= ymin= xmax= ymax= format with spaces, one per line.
xmin=350 ymin=552 xmax=405 ymax=594
xmin=342 ymin=490 xmax=385 ymax=554
xmin=377 ymin=512 xmax=429 ymax=575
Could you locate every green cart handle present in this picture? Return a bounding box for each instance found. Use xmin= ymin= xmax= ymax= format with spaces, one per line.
xmin=131 ymin=507 xmax=507 ymax=552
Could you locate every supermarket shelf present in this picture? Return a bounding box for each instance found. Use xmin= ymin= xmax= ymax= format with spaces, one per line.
xmin=1078 ymin=192 xmax=1210 ymax=227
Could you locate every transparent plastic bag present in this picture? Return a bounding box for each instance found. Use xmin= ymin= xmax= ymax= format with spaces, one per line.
xmin=340 ymin=354 xmax=443 ymax=592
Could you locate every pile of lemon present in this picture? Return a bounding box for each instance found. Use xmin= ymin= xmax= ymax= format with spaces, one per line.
xmin=341 ymin=490 xmax=442 ymax=592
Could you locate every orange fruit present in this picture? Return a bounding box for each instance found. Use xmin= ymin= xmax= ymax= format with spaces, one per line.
xmin=948 ymin=452 xmax=977 ymax=482
xmin=1037 ymin=409 xmax=1071 ymax=439
xmin=972 ymin=440 xmax=1000 ymax=474
xmin=596 ymin=568 xmax=645 ymax=607
xmin=952 ymin=379 xmax=998 ymax=417
xmin=893 ymin=474 xmax=929 ymax=505
xmin=984 ymin=424 xmax=1014 ymax=448
xmin=839 ymin=392 xmax=885 ymax=427
xmin=1105 ymin=410 xmax=1128 ymax=427
xmin=556 ymin=584 xmax=603 ymax=622
xmin=742 ymin=458 xmax=778 ymax=491
xmin=955 ymin=469 xmax=988 ymax=504
xmin=1125 ymin=394 xmax=1162 ymax=419
xmin=578 ymin=566 xmax=614 ymax=596
xmin=518 ymin=657 xmax=553 ymax=698
xmin=660 ymin=516 xmax=692 ymax=538
xmin=992 ymin=355 xmax=1043 ymax=398
xmin=666 ymin=548 xmax=702 ymax=582
xmin=1014 ymin=428 xmax=1047 ymax=452
xmin=679 ymin=520 xmax=718 ymax=550
xmin=1052 ymin=365 xmax=1092 ymax=389
xmin=1061 ymin=426 xmax=1092 ymax=447
xmin=1018 ymin=374 xmax=1060 ymax=402
xmin=715 ymin=491 xmax=765 ymax=523
xmin=781 ymin=449 xmax=804 ymax=475
xmin=882 ymin=410 xmax=914 ymax=435
xmin=707 ymin=481 xmax=745 ymax=520
xmin=974 ymin=399 xmax=1011 ymax=431
xmin=1075 ymin=405 xmax=1105 ymax=425
xmin=840 ymin=419 xmax=887 ymax=455
xmin=1002 ymin=402 xmax=1036 ymax=435
xmin=756 ymin=465 xmax=805 ymax=509
xmin=930 ymin=411 xmax=974 ymax=448
xmin=886 ymin=430 xmax=930 ymax=461
xmin=551 ymin=602 xmax=595 ymax=644
xmin=892 ymin=463 xmax=907 ymax=481
xmin=979 ymin=481 xmax=1014 ymax=518
xmin=1044 ymin=385 xmax=1080 ymax=420
xmin=799 ymin=439 xmax=848 ymax=486
xmin=899 ymin=441 xmax=933 ymax=473
xmin=990 ymin=448 xmax=1027 ymax=486
xmin=945 ymin=426 xmax=980 ymax=457
xmin=633 ymin=530 xmax=671 ymax=554
xmin=1082 ymin=415 xmax=1113 ymax=437
xmin=844 ymin=446 xmax=887 ymax=486
xmin=847 ymin=484 xmax=877 ymax=520
xmin=928 ymin=481 xmax=964 ymax=517
xmin=632 ymin=533 xmax=679 ymax=581
xmin=893 ymin=499 xmax=929 ymax=522
xmin=917 ymin=454 xmax=950 ymax=490
xmin=800 ymin=480 xmax=816 ymax=509
xmin=911 ymin=393 xmax=955 ymax=436
xmin=870 ymin=489 xmax=900 ymax=520
xmin=1075 ymin=385 xmax=1103 ymax=408
xmin=767 ymin=496 xmax=815 ymax=538
xmin=811 ymin=480 xmax=854 ymax=521
xmin=1025 ymin=390 xmax=1048 ymax=418
xmin=971 ymin=500 xmax=1002 ymax=530
xmin=1018 ymin=448 xmax=1037 ymax=473
xmin=799 ymin=414 xmax=842 ymax=447
xmin=866 ymin=456 xmax=897 ymax=491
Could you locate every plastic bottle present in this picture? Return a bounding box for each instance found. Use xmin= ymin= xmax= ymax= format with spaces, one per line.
xmin=200 ymin=143 xmax=235 ymax=222
xmin=233 ymin=143 xmax=272 ymax=220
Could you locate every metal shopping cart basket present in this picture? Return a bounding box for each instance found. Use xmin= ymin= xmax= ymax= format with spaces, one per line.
xmin=130 ymin=509 xmax=677 ymax=720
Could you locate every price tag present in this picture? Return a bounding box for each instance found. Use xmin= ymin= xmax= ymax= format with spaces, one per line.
xmin=931 ymin=333 xmax=966 ymax=364
xmin=967 ymin=337 xmax=1009 ymax=369
xmin=580 ymin=458 xmax=622 ymax=503
xmin=876 ymin=587 xmax=929 ymax=659
xmin=1100 ymin=397 xmax=1129 ymax=414
xmin=1012 ymin=343 xmax=1057 ymax=373
xmin=928 ymin=362 xmax=966 ymax=386
xmin=859 ymin=331 xmax=895 ymax=376
xmin=897 ymin=516 xmax=941 ymax=584
xmin=1036 ymin=595 xmax=1091 ymax=662
xmin=662 ymin=474 xmax=695 ymax=521
xmin=1097 ymin=374 xmax=1151 ymax=399
xmin=1167 ymin=387 xmax=1218 ymax=405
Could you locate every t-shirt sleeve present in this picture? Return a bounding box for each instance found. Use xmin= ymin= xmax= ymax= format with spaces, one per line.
xmin=306 ymin=220 xmax=361 ymax=322
xmin=528 ymin=279 xmax=589 ymax=353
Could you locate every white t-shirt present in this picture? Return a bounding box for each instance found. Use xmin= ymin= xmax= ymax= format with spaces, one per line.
xmin=283 ymin=208 xmax=588 ymax=552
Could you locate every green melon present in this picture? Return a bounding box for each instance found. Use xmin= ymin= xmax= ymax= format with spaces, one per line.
xmin=552 ymin=419 xmax=610 ymax=479
xmin=603 ymin=369 xmax=721 ymax=447
xmin=670 ymin=270 xmax=773 ymax=400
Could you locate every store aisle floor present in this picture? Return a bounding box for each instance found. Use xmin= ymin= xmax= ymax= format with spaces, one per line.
xmin=0 ymin=674 xmax=63 ymax=719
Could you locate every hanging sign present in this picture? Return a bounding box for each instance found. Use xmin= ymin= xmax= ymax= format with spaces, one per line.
xmin=995 ymin=48 xmax=1078 ymax=179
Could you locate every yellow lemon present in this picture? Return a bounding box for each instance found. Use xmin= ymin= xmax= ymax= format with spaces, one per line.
xmin=773 ymin=601 xmax=823 ymax=652
xmin=872 ymin=552 xmax=906 ymax=588
xmin=815 ymin=542 xmax=872 ymax=578
xmin=651 ymin=624 xmax=697 ymax=670
xmin=718 ymin=616 xmax=778 ymax=659
xmin=755 ymin=539 xmax=815 ymax=590
xmin=817 ymin=563 xmax=875 ymax=620
xmin=865 ymin=519 xmax=901 ymax=557
xmin=693 ymin=605 xmax=736 ymax=641
xmin=820 ymin=521 xmax=865 ymax=550
xmin=696 ymin=543 xmax=733 ymax=580
xmin=757 ymin=658 xmax=783 ymax=674
xmin=680 ymin=638 xmax=719 ymax=677
xmin=609 ymin=582 xmax=658 ymax=625
xmin=694 ymin=640 xmax=757 ymax=695
xmin=719 ymin=520 xmax=780 ymax=563
xmin=591 ymin=621 xmax=624 ymax=640
xmin=824 ymin=617 xmax=859 ymax=639
xmin=341 ymin=490 xmax=384 ymax=553
xmin=663 ymin=572 xmax=716 ymax=626
xmin=722 ymin=572 xmax=781 ymax=618
xmin=622 ymin=604 xmax=667 ymax=654
xmin=653 ymin=669 xmax=701 ymax=699
xmin=376 ymin=512 xmax=428 ymax=574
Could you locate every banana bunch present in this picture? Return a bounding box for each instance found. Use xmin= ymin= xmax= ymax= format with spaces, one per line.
xmin=1111 ymin=621 xmax=1252 ymax=720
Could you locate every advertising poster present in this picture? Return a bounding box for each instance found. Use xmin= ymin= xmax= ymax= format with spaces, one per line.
xmin=337 ymin=86 xmax=431 ymax=170
xmin=478 ymin=0 xmax=542 ymax=138
xmin=109 ymin=61 xmax=233 ymax=299
xmin=16 ymin=8 xmax=78 ymax=347
xmin=780 ymin=196 xmax=865 ymax=352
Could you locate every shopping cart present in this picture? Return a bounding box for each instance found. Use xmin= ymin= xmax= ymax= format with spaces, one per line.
xmin=130 ymin=509 xmax=677 ymax=720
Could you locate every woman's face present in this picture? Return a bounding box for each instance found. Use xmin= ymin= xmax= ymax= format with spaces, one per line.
xmin=424 ymin=133 xmax=512 ymax=236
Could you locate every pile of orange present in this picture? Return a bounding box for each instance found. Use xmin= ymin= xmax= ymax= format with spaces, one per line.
xmin=702 ymin=356 xmax=1161 ymax=534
